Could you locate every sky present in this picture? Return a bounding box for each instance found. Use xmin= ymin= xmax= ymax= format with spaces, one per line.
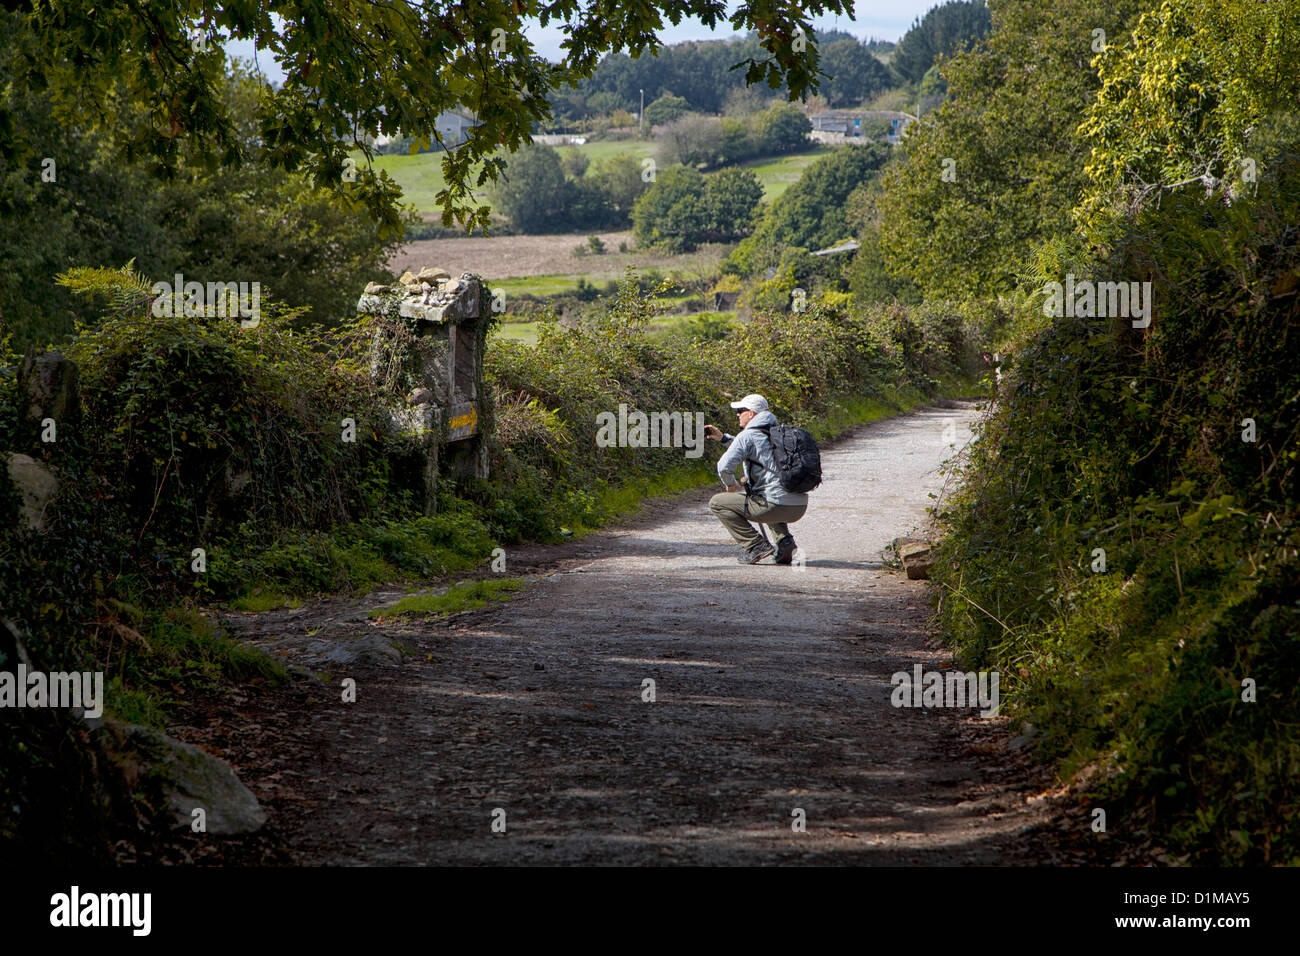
xmin=225 ymin=2 xmax=943 ymax=84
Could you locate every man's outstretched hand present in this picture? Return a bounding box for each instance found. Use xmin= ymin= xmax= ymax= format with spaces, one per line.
xmin=704 ymin=424 xmax=724 ymax=441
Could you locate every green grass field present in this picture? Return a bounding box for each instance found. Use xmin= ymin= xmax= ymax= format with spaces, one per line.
xmin=490 ymin=275 xmax=591 ymax=297
xmin=362 ymin=140 xmax=829 ymax=213
xmin=367 ymin=152 xmax=458 ymax=213
xmin=363 ymin=140 xmax=656 ymax=216
xmin=491 ymin=274 xmax=700 ymax=297
xmin=488 ymin=275 xmax=703 ymax=298
xmin=732 ymin=146 xmax=833 ymax=199
xmin=494 ymin=322 xmax=537 ymax=345
xmin=555 ymin=140 xmax=657 ymax=166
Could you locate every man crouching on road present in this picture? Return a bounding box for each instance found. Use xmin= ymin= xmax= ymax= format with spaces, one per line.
xmin=704 ymin=394 xmax=806 ymax=565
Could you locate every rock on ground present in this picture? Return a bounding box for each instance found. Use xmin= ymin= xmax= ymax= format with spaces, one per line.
xmin=102 ymin=721 xmax=267 ymax=836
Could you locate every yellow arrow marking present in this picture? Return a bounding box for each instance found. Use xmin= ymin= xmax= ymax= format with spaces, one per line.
xmin=448 ymin=408 xmax=477 ymax=431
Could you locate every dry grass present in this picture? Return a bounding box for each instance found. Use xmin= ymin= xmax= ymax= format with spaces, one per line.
xmin=389 ymin=231 xmax=731 ymax=282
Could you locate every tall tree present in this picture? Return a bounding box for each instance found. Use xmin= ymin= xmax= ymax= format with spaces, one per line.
xmin=489 ymin=144 xmax=572 ymax=233
xmin=632 ymin=166 xmax=711 ymax=251
xmin=821 ymin=39 xmax=894 ymax=107
xmin=878 ymin=0 xmax=1148 ymax=300
xmin=1076 ymin=0 xmax=1300 ymax=248
xmin=0 ymin=48 xmax=403 ymax=348
xmin=643 ymin=94 xmax=692 ymax=127
xmin=891 ymin=0 xmax=993 ymax=84
xmin=728 ymin=143 xmax=889 ymax=275
xmin=659 ymin=115 xmax=727 ymax=169
xmin=758 ymin=103 xmax=813 ymax=154
xmin=704 ymin=168 xmax=765 ymax=241
xmin=589 ymin=154 xmax=649 ymax=224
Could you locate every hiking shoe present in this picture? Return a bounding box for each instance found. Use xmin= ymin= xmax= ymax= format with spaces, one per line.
xmin=738 ymin=540 xmax=776 ymax=564
xmin=774 ymin=535 xmax=797 ymax=565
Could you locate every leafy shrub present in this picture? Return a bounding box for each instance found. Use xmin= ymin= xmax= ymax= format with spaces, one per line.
xmin=727 ymin=144 xmax=890 ymax=277
xmin=57 ymin=270 xmax=390 ymax=552
xmin=933 ymin=151 xmax=1300 ymax=864
xmin=682 ymin=313 xmax=734 ymax=341
xmin=485 ymin=271 xmax=979 ymax=510
xmin=632 ymin=166 xmax=764 ymax=251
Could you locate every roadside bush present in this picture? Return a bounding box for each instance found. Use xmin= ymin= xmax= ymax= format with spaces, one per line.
xmin=56 ymin=280 xmax=389 ymax=553
xmin=9 ymin=264 xmax=488 ymax=606
xmin=932 ymin=153 xmax=1300 ymax=864
xmin=486 ymin=271 xmax=981 ymax=505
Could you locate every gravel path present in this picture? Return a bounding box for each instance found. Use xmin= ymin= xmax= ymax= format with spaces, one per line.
xmin=209 ymin=401 xmax=1062 ymax=865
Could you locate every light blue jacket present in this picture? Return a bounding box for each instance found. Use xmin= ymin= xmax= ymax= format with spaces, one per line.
xmin=717 ymin=410 xmax=809 ymax=507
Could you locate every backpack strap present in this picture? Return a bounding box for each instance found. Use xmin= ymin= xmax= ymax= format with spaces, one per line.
xmin=743 ymin=424 xmax=775 ymax=475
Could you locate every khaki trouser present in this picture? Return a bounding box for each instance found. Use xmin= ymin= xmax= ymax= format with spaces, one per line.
xmin=709 ymin=491 xmax=806 ymax=549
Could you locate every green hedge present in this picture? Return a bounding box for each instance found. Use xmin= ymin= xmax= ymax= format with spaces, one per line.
xmin=484 ymin=280 xmax=981 ymax=523
xmin=932 ymin=153 xmax=1300 ymax=865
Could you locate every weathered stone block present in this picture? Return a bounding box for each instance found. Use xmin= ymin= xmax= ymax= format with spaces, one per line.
xmin=357 ymin=273 xmax=490 ymax=505
xmin=356 ymin=292 xmax=398 ymax=315
xmin=397 ymin=278 xmax=480 ymax=324
xmin=391 ymin=403 xmax=440 ymax=436
xmin=6 ymin=453 xmax=58 ymax=531
xmin=900 ymin=542 xmax=932 ymax=580
xmin=19 ymin=351 xmax=80 ymax=423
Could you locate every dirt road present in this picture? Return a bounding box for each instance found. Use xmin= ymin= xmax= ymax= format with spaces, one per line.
xmin=207 ymin=402 xmax=1062 ymax=865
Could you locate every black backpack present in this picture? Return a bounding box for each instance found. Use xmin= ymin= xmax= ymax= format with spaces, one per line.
xmin=757 ymin=424 xmax=822 ymax=493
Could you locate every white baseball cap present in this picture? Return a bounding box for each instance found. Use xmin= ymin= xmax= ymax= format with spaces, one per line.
xmin=729 ymin=394 xmax=770 ymax=413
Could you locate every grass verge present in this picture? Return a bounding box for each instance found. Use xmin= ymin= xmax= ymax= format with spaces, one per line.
xmin=369 ymin=578 xmax=528 ymax=620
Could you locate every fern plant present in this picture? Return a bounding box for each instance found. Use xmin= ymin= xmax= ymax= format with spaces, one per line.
xmin=55 ymin=260 xmax=156 ymax=319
